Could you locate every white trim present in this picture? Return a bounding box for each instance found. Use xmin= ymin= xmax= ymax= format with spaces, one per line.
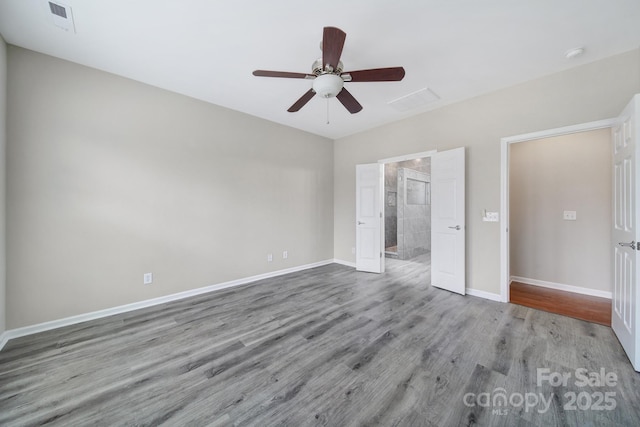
xmin=500 ymin=138 xmax=510 ymax=302
xmin=466 ymin=288 xmax=502 ymax=302
xmin=378 ymin=150 xmax=436 ymax=164
xmin=333 ymin=258 xmax=356 ymax=268
xmin=0 ymin=332 xmax=9 ymax=351
xmin=501 ymin=119 xmax=617 ymax=144
xmin=511 ymin=276 xmax=612 ymax=300
xmin=0 ymin=259 xmax=334 ymax=350
xmin=500 ymin=118 xmax=617 ymax=303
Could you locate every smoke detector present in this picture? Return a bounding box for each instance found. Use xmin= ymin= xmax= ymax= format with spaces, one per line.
xmin=565 ymin=47 xmax=585 ymax=59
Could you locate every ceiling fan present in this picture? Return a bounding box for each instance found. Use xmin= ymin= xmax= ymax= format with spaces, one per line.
xmin=253 ymin=26 xmax=405 ymax=114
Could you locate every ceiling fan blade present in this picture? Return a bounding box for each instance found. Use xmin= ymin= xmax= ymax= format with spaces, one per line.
xmin=336 ymin=88 xmax=363 ymax=114
xmin=343 ymin=67 xmax=406 ymax=82
xmin=253 ymin=70 xmax=315 ymax=79
xmin=288 ymin=89 xmax=316 ymax=112
xmin=322 ymin=27 xmax=347 ymax=70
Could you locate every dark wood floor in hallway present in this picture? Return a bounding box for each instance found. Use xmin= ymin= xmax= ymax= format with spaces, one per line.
xmin=510 ymin=281 xmax=612 ymax=326
xmin=1 ymin=255 xmax=639 ymax=426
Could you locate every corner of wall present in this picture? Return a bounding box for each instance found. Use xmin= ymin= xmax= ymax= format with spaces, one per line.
xmin=5 ymin=47 xmax=336 ymax=329
xmin=637 ymin=47 xmax=640 ymax=88
xmin=0 ymin=35 xmax=9 ymax=339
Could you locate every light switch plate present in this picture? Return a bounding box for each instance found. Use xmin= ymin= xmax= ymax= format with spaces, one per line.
xmin=563 ymin=210 xmax=577 ymax=220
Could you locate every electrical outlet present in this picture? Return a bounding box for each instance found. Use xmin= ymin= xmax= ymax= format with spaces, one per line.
xmin=267 ymin=254 xmax=273 ymax=262
xmin=483 ymin=211 xmax=499 ymax=222
xmin=563 ymin=210 xmax=577 ymax=221
xmin=283 ymin=250 xmax=288 ymax=259
xmin=143 ymin=272 xmax=153 ymax=285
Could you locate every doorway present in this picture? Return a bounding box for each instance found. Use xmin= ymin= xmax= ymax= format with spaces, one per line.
xmin=383 ymin=157 xmax=431 ymax=261
xmin=507 ymin=128 xmax=612 ymax=324
xmin=500 ymin=119 xmax=616 ymax=301
xmin=355 ymin=150 xmax=434 ymax=275
xmin=356 ymin=148 xmax=466 ymax=295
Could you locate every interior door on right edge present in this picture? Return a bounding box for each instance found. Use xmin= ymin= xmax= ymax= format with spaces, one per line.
xmin=612 ymin=94 xmax=640 ymax=371
xmin=431 ymin=147 xmax=466 ymax=295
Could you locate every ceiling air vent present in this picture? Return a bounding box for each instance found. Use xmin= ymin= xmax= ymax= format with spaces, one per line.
xmin=388 ymin=88 xmax=440 ymax=112
xmin=44 ymin=1 xmax=75 ymax=33
xmin=49 ymin=2 xmax=67 ymax=18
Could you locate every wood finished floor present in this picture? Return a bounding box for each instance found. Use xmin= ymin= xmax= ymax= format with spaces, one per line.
xmin=1 ymin=255 xmax=640 ymax=426
xmin=510 ymin=282 xmax=612 ymax=327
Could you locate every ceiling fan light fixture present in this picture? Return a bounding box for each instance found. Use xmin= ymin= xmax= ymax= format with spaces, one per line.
xmin=312 ymin=74 xmax=344 ymax=98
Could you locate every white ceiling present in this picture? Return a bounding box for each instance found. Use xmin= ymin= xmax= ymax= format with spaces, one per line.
xmin=1 ymin=0 xmax=640 ymax=139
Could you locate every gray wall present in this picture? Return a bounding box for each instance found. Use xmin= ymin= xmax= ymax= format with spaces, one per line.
xmin=384 ymin=163 xmax=399 ymax=249
xmin=334 ymin=48 xmax=640 ymax=295
xmin=510 ymin=129 xmax=612 ymax=292
xmin=397 ymin=168 xmax=430 ymax=260
xmin=6 ymin=47 xmax=334 ymax=329
xmin=0 ymin=36 xmax=6 ymax=335
xmin=384 ymin=158 xmax=430 ymax=252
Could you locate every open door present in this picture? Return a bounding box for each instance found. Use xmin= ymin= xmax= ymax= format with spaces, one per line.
xmin=356 ymin=163 xmax=384 ymax=273
xmin=612 ymin=94 xmax=640 ymax=371
xmin=431 ymin=147 xmax=466 ymax=294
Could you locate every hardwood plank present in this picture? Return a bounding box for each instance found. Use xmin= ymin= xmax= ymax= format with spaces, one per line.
xmin=510 ymin=281 xmax=612 ymax=326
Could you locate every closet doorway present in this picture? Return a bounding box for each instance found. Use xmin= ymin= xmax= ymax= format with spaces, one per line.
xmin=503 ymin=125 xmax=613 ymax=325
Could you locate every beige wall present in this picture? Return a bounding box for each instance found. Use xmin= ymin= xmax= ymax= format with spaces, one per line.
xmin=510 ymin=129 xmax=612 ymax=292
xmin=0 ymin=36 xmax=6 ymax=334
xmin=6 ymin=46 xmax=334 ymax=329
xmin=334 ymin=48 xmax=640 ymax=295
xmin=6 ymin=45 xmax=640 ymax=329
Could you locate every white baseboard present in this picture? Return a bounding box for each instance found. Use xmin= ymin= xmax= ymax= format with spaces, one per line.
xmin=0 ymin=332 xmax=9 ymax=351
xmin=510 ymin=276 xmax=612 ymax=299
xmin=0 ymin=259 xmax=335 ymax=351
xmin=466 ymin=288 xmax=502 ymax=302
xmin=333 ymin=259 xmax=356 ymax=268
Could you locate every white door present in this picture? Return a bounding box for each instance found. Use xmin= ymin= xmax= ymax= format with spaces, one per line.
xmin=431 ymin=147 xmax=466 ymax=294
xmin=612 ymin=94 xmax=640 ymax=371
xmin=356 ymin=163 xmax=384 ymax=273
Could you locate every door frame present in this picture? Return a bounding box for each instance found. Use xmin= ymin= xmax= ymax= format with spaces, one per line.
xmin=499 ymin=118 xmax=617 ymax=302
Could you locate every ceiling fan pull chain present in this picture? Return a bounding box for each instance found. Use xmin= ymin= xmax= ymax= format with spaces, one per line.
xmin=326 ymin=99 xmax=330 ymax=124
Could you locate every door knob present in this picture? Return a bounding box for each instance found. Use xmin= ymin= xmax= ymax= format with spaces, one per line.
xmin=619 ymin=240 xmax=636 ymax=250
xmin=357 ymin=221 xmax=365 ymax=225
xmin=448 ymin=225 xmax=461 ymax=230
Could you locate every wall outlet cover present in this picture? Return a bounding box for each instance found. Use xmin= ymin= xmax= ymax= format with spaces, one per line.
xmin=483 ymin=211 xmax=499 ymax=222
